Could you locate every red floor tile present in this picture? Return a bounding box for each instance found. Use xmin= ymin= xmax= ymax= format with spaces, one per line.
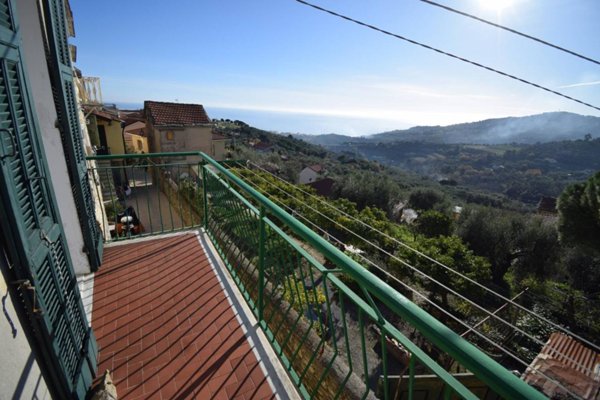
xmin=92 ymin=233 xmax=275 ymax=399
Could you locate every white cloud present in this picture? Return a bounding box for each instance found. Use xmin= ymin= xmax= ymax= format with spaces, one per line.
xmin=557 ymin=80 xmax=600 ymax=89
xmin=104 ymin=73 xmax=599 ymax=135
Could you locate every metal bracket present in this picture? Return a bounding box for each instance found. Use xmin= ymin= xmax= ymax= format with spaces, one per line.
xmin=10 ymin=279 xmax=42 ymax=315
xmin=40 ymin=230 xmax=55 ymax=245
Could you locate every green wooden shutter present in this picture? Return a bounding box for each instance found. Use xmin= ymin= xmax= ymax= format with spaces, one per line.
xmin=0 ymin=1 xmax=97 ymax=398
xmin=42 ymin=0 xmax=103 ymax=271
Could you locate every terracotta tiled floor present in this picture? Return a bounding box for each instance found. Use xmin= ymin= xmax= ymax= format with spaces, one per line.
xmin=92 ymin=233 xmax=276 ymax=400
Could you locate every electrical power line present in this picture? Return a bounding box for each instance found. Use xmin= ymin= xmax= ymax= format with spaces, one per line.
xmin=418 ymin=0 xmax=600 ymax=66
xmin=235 ymin=162 xmax=598 ymax=377
xmin=246 ymin=159 xmax=600 ymax=354
xmin=294 ymin=0 xmax=600 ymax=112
xmin=233 ymin=163 xmax=586 ymax=398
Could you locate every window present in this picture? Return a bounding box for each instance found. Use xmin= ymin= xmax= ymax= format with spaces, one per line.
xmin=137 ymin=140 xmax=143 ymax=150
xmin=166 ymin=130 xmax=174 ymax=141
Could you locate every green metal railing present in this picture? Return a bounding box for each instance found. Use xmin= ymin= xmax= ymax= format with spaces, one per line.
xmin=87 ymin=154 xmax=204 ymax=240
xmin=87 ymin=152 xmax=547 ymax=400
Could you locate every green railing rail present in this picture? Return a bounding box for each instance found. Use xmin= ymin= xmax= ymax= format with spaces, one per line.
xmin=87 ymin=152 xmax=547 ymax=400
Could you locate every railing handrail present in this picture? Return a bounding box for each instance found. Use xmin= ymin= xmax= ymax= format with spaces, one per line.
xmin=87 ymin=152 xmax=547 ymax=400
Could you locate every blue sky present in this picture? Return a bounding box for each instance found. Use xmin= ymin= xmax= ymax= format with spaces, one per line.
xmin=70 ymin=0 xmax=600 ymax=135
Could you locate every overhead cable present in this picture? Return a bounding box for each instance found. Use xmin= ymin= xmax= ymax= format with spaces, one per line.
xmin=235 ymin=164 xmax=585 ymax=398
xmin=236 ymin=162 xmax=596 ymax=371
xmin=294 ymin=0 xmax=600 ymax=112
xmin=247 ymin=159 xmax=600 ymax=354
xmin=418 ymin=0 xmax=600 ymax=66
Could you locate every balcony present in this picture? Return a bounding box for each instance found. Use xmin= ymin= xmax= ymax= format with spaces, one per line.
xmin=86 ymin=152 xmax=548 ymax=399
xmin=76 ymin=76 xmax=103 ymax=106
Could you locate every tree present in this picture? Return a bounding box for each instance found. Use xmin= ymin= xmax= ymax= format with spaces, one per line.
xmin=408 ymin=188 xmax=446 ymax=211
xmin=456 ymin=207 xmax=516 ymax=286
xmin=415 ymin=210 xmax=452 ymax=237
xmin=510 ymin=216 xmax=560 ymax=282
xmin=402 ymin=235 xmax=491 ymax=309
xmin=557 ymin=171 xmax=600 ymax=252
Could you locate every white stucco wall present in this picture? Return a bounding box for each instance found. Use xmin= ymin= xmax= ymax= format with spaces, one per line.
xmin=18 ymin=0 xmax=91 ymax=275
xmin=299 ymin=167 xmax=319 ymax=184
xmin=0 ymin=259 xmax=50 ymax=400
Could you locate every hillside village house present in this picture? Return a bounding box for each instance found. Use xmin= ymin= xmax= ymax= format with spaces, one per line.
xmin=144 ymin=100 xmax=226 ymax=161
xmin=123 ymin=120 xmax=149 ymax=153
xmin=299 ymin=164 xmax=324 ymax=184
xmin=84 ymin=107 xmax=126 ymax=155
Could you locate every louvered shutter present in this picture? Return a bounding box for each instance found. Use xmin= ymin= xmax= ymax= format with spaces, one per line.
xmin=42 ymin=0 xmax=103 ymax=271
xmin=0 ymin=1 xmax=97 ymax=398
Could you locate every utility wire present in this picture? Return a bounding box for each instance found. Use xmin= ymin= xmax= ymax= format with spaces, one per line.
xmin=234 ymin=164 xmax=585 ymax=398
xmin=418 ymin=0 xmax=600 ymax=66
xmin=235 ymin=162 xmax=598 ymax=378
xmin=294 ymin=0 xmax=600 ymax=113
xmin=239 ymin=161 xmax=600 ymax=377
xmin=247 ymin=159 xmax=600 ymax=354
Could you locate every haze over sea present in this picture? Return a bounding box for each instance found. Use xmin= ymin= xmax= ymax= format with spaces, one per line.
xmin=114 ymin=102 xmax=405 ymax=136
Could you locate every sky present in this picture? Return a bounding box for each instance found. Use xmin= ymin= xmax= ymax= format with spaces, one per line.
xmin=70 ymin=0 xmax=600 ymax=136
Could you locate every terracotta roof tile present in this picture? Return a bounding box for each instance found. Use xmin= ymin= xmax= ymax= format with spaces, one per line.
xmin=144 ymin=100 xmax=211 ymax=126
xmin=523 ymin=332 xmax=600 ymax=399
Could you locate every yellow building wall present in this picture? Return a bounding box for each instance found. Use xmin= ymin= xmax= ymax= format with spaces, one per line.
xmin=124 ymin=132 xmax=149 ymax=154
xmin=148 ymin=125 xmax=225 ymax=160
xmin=97 ymin=119 xmax=125 ymax=154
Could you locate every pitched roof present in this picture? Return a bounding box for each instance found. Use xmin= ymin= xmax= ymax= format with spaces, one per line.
xmin=523 ymin=332 xmax=600 ymax=399
xmin=87 ymin=107 xmax=122 ymax=122
xmin=124 ymin=121 xmax=146 ymax=132
xmin=308 ymin=164 xmax=324 ymax=173
xmin=144 ymin=101 xmax=211 ymax=126
xmin=306 ymin=178 xmax=335 ymax=197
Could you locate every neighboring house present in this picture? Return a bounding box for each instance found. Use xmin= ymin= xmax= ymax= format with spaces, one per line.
xmin=144 ymin=100 xmax=224 ymax=161
xmin=525 ymin=168 xmax=543 ymax=176
xmin=306 ymin=177 xmax=335 ymax=197
xmin=537 ymin=196 xmax=557 ymax=216
xmin=124 ymin=121 xmax=149 ymax=153
xmin=299 ymin=164 xmax=324 ymax=184
xmin=1 ymin=0 xmax=103 ymax=398
xmin=211 ymin=133 xmax=228 ymax=160
xmin=85 ymin=107 xmax=126 ymax=155
xmin=119 ymin=109 xmax=145 ymax=125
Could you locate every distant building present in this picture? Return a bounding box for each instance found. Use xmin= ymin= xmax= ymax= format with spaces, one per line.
xmin=523 ymin=332 xmax=600 ymax=399
xmin=525 ymin=168 xmax=543 ymax=176
xmin=124 ymin=121 xmax=148 ymax=154
xmin=537 ymin=197 xmax=557 ymax=216
xmin=299 ymin=164 xmax=324 ymax=184
xmin=306 ymin=178 xmax=335 ymax=197
xmin=401 ymin=209 xmax=418 ymax=224
xmin=85 ymin=107 xmax=125 ymax=155
xmin=144 ymin=100 xmax=224 ymax=161
xmin=452 ymin=206 xmax=463 ymax=221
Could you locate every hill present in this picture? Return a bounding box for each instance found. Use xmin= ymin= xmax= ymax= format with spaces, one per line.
xmin=298 ymin=112 xmax=600 ymax=145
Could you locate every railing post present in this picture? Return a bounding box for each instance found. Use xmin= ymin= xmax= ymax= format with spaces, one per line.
xmin=258 ymin=206 xmax=266 ymax=322
xmin=202 ymin=164 xmax=209 ymax=230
